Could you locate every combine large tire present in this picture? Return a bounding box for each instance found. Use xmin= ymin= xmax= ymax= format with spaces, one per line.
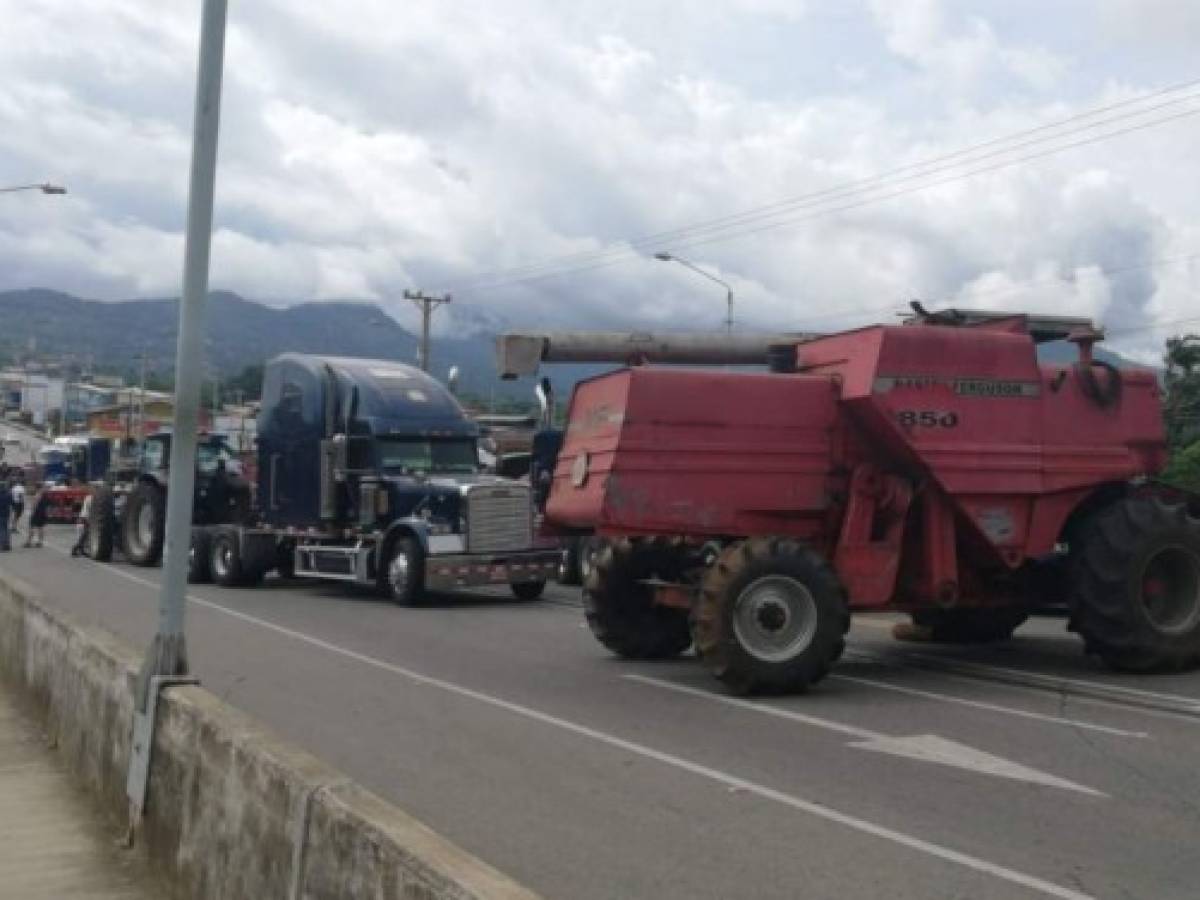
xmin=1070 ymin=495 xmax=1200 ymax=672
xmin=908 ymin=607 xmax=1029 ymax=643
xmin=694 ymin=537 xmax=849 ymax=694
xmin=121 ymin=482 xmax=165 ymax=566
xmin=86 ymin=486 xmax=116 ymax=562
xmin=583 ymin=538 xmax=692 ymax=659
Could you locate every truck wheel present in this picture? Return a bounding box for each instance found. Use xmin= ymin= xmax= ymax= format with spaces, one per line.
xmin=695 ymin=537 xmax=849 ymax=695
xmin=557 ymin=541 xmax=582 ymax=585
xmin=907 ymin=607 xmax=1029 ymax=643
xmin=87 ymin=486 xmax=116 ymax=562
xmin=189 ymin=527 xmax=213 ymax=584
xmin=276 ymin=542 xmax=296 ymax=580
xmin=209 ymin=526 xmax=263 ymax=588
xmin=579 ymin=537 xmax=600 ymax=584
xmin=121 ymin=482 xmax=165 ymax=566
xmin=583 ymin=538 xmax=692 ymax=659
xmin=511 ymin=580 xmax=546 ymax=601
xmin=377 ymin=536 xmax=424 ymax=606
xmin=1070 ymin=495 xmax=1200 ymax=672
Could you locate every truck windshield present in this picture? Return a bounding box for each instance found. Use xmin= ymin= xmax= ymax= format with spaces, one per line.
xmin=378 ymin=438 xmax=477 ymax=475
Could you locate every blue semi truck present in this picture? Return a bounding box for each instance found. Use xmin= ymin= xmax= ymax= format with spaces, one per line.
xmin=177 ymin=354 xmax=559 ymax=603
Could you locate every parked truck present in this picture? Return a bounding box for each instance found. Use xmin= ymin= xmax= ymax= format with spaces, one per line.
xmin=166 ymin=354 xmax=558 ymax=603
xmin=521 ymin=309 xmax=1200 ymax=693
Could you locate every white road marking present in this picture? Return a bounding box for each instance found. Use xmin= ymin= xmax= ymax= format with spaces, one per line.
xmin=899 ymin=652 xmax=1200 ymax=711
xmin=831 ymin=673 xmax=1149 ymax=738
xmin=30 ymin=547 xmax=1097 ymax=900
xmin=625 ymin=674 xmax=1104 ymax=796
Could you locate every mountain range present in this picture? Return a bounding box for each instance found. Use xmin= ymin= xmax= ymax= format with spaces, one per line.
xmin=0 ymin=288 xmax=1142 ymax=403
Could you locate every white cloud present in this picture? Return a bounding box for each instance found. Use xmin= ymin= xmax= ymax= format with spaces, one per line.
xmin=0 ymin=0 xmax=1196 ymax=365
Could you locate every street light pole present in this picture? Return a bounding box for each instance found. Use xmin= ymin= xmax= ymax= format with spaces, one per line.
xmin=654 ymin=251 xmax=735 ymax=334
xmin=138 ymin=0 xmax=228 ymax=695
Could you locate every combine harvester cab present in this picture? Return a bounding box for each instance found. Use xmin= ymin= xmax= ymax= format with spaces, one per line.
xmin=537 ymin=311 xmax=1198 ymax=694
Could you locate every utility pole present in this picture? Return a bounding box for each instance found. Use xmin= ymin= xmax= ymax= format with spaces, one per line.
xmin=403 ymin=289 xmax=451 ymax=373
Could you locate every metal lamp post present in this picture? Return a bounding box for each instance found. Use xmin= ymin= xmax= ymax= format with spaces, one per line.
xmin=138 ymin=0 xmax=228 ymax=691
xmin=654 ymin=251 xmax=734 ymax=334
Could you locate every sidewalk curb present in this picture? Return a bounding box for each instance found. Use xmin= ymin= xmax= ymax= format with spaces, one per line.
xmin=0 ymin=564 xmax=541 ymax=900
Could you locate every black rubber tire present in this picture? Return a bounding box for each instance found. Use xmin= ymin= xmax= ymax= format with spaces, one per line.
xmin=557 ymin=541 xmax=582 ymax=585
xmin=694 ymin=537 xmax=849 ymax=695
xmin=578 ymin=537 xmax=600 ymax=584
xmin=910 ymin=607 xmax=1029 ymax=643
xmin=512 ymin=580 xmax=547 ymax=601
xmin=87 ymin=486 xmax=116 ymax=562
xmin=583 ymin=538 xmax=692 ymax=660
xmin=1069 ymin=495 xmax=1200 ymax=672
xmin=209 ymin=526 xmax=262 ymax=588
xmin=376 ymin=536 xmax=424 ymax=606
xmin=189 ymin=527 xmax=213 ymax=584
xmin=121 ymin=481 xmax=165 ymax=567
xmin=276 ymin=542 xmax=296 ymax=580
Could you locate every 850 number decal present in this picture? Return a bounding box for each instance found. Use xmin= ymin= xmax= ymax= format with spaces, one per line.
xmin=897 ymin=410 xmax=959 ymax=428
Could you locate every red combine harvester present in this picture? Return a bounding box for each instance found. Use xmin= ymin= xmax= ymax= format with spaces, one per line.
xmin=515 ymin=309 xmax=1200 ymax=694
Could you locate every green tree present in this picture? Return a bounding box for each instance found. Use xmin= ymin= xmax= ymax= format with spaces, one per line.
xmin=1163 ymin=334 xmax=1200 ymax=452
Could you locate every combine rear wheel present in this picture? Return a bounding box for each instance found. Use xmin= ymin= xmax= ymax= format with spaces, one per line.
xmin=121 ymin=482 xmax=165 ymax=566
xmin=86 ymin=486 xmax=116 ymax=562
xmin=583 ymin=538 xmax=692 ymax=659
xmin=905 ymin=607 xmax=1029 ymax=643
xmin=694 ymin=538 xmax=849 ymax=694
xmin=1071 ymin=496 xmax=1200 ymax=672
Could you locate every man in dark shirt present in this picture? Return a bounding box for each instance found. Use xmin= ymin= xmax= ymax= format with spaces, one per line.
xmin=0 ymin=479 xmax=11 ymax=551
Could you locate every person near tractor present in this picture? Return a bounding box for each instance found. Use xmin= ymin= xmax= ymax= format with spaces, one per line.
xmin=10 ymin=477 xmax=25 ymax=534
xmin=71 ymin=491 xmax=93 ymax=557
xmin=25 ymin=486 xmax=49 ymax=548
xmin=0 ymin=478 xmax=11 ymax=552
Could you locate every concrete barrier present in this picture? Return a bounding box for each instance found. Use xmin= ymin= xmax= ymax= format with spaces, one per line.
xmin=0 ymin=568 xmax=539 ymax=900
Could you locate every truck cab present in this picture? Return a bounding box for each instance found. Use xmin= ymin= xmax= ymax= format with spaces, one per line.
xmin=249 ymin=354 xmax=559 ymax=602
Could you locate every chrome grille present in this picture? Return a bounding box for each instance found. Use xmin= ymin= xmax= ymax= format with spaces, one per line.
xmin=466 ymin=484 xmax=532 ymax=552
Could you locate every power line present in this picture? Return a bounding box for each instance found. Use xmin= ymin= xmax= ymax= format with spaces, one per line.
xmin=454 ymin=103 xmax=1200 ymax=295
xmin=441 ymin=80 xmax=1200 ymax=294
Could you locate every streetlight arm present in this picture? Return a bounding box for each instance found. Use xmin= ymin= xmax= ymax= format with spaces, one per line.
xmin=669 ymin=256 xmax=733 ymax=294
xmin=0 ymin=183 xmax=67 ymax=194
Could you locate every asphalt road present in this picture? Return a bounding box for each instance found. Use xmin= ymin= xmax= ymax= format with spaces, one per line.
xmin=4 ymin=530 xmax=1200 ymax=900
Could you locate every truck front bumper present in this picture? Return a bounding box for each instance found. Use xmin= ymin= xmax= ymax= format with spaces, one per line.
xmin=424 ymin=549 xmax=561 ymax=591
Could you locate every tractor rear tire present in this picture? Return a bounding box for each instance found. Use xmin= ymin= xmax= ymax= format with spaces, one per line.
xmin=121 ymin=482 xmax=165 ymax=567
xmin=87 ymin=486 xmax=116 ymax=562
xmin=909 ymin=607 xmax=1029 ymax=643
xmin=694 ymin=537 xmax=849 ymax=695
xmin=189 ymin=527 xmax=213 ymax=584
xmin=583 ymin=538 xmax=692 ymax=659
xmin=209 ymin=526 xmax=263 ymax=588
xmin=1070 ymin=495 xmax=1200 ymax=672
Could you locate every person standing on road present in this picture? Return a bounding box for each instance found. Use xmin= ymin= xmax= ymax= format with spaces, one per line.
xmin=70 ymin=491 xmax=93 ymax=557
xmin=0 ymin=478 xmax=11 ymax=552
xmin=10 ymin=477 xmax=25 ymax=535
xmin=25 ymin=486 xmax=48 ymax=549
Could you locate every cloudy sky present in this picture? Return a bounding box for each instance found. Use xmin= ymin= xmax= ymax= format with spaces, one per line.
xmin=1 ymin=0 xmax=1198 ymax=359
